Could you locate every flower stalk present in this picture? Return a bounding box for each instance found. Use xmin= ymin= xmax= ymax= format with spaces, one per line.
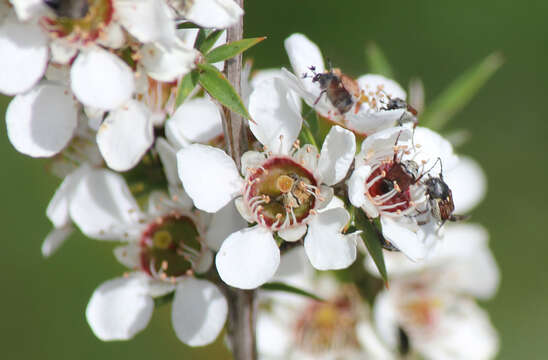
xmin=220 ymin=1 xmax=258 ymax=359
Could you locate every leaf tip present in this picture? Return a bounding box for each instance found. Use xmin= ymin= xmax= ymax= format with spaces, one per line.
xmin=486 ymin=51 xmax=504 ymax=69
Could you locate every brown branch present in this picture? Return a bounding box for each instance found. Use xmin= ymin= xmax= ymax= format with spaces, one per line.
xmin=220 ymin=1 xmax=257 ymax=360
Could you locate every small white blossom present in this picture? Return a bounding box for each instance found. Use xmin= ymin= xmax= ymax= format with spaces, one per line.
xmin=177 ymin=78 xmax=359 ymax=289
xmin=348 ymin=126 xmax=458 ymax=260
xmin=65 ymin=168 xmax=235 ymax=345
xmin=257 ymin=248 xmax=393 ymax=360
xmin=282 ymin=33 xmax=412 ymax=136
xmin=370 ymin=224 xmax=499 ymax=359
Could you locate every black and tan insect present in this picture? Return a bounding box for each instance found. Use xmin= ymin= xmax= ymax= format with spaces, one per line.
xmin=422 ymin=161 xmax=468 ymax=225
xmin=304 ymin=65 xmax=361 ymax=115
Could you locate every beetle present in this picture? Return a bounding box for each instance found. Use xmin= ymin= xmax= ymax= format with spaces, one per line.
xmin=304 ymin=66 xmax=360 ymax=115
xmin=422 ymin=160 xmax=468 ymax=224
xmin=380 ymin=94 xmax=419 ymax=128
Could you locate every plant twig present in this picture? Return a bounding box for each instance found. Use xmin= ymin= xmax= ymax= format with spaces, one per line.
xmin=220 ymin=1 xmax=257 ymax=359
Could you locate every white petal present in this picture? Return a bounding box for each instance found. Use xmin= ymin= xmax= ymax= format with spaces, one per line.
xmin=278 ymin=224 xmax=307 ymax=242
xmin=6 ymin=82 xmax=77 ymax=157
xmin=50 ymin=41 xmax=78 ymax=64
xmin=284 ymin=33 xmax=324 ymax=95
xmin=410 ymin=127 xmax=458 ymax=174
xmin=358 ymin=126 xmax=411 ymax=164
xmin=155 ymin=137 xmax=180 ymax=186
xmin=273 ymin=246 xmax=310 ymax=282
xmin=420 ymin=299 xmax=498 ymax=360
xmin=380 ymin=216 xmax=431 ymax=261
xmin=97 ymin=22 xmax=126 ymax=49
xmin=256 ymin=313 xmax=291 ymax=357
xmin=166 ymin=97 xmax=223 ymax=146
xmin=249 ymin=77 xmax=302 ymax=154
xmin=445 ymin=156 xmax=487 ymax=213
xmin=357 ymin=74 xmax=406 ymax=100
xmin=439 ymin=224 xmax=499 ymax=299
xmin=372 ymin=291 xmax=400 ymax=350
xmin=46 ymin=164 xmax=91 ymax=227
xmin=316 ymin=185 xmax=334 ymax=210
xmin=41 ymin=225 xmax=73 ymax=257
xmin=10 ymin=0 xmax=47 ymax=21
xmin=177 ymin=144 xmax=243 ymax=212
xmin=194 ymin=250 xmax=213 ymax=274
xmin=115 ymin=0 xmax=176 ymax=47
xmin=249 ymin=68 xmax=302 ymax=113
xmin=216 ymin=226 xmax=280 ymax=289
xmin=240 ymin=150 xmax=266 ymax=176
xmin=0 ymin=18 xmax=48 ymax=95
xmin=69 ymin=169 xmax=141 ymax=240
xmin=304 ymin=208 xmax=357 ymax=270
xmin=205 ymin=201 xmax=247 ymax=251
xmin=234 ymin=196 xmax=254 ymax=223
xmin=172 ymin=278 xmax=228 ymax=346
xmin=356 ymin=321 xmax=395 ymax=360
xmin=86 ymin=276 xmax=153 ymax=341
xmin=293 ymin=143 xmax=319 ymax=171
xmin=114 ymin=244 xmax=141 ymax=270
xmin=183 ymin=0 xmax=243 ymax=28
xmin=71 ymin=49 xmax=135 ymax=110
xmin=141 ymin=40 xmax=198 ymax=82
xmin=346 ymin=108 xmax=405 ymax=136
xmin=319 ymin=194 xmax=345 ymax=212
xmin=317 ymin=126 xmax=356 ymax=185
xmin=97 ymin=100 xmax=153 ymax=171
xmin=347 ymin=165 xmax=371 ymax=210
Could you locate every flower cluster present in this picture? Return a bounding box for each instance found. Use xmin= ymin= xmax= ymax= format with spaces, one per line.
xmin=2 ymin=2 xmax=499 ymax=358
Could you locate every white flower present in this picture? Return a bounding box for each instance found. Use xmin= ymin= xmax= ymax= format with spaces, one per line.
xmin=177 ymin=78 xmax=358 ymax=289
xmin=2 ymin=0 xmax=198 ymax=108
xmin=348 ymin=126 xmax=458 ymax=261
xmin=170 ymin=0 xmax=244 ymax=29
xmin=281 ymin=33 xmax=411 ymax=136
xmin=371 ymin=224 xmax=499 ymax=359
xmin=257 ymin=248 xmax=393 ymax=360
xmin=66 ymin=168 xmax=234 ymax=345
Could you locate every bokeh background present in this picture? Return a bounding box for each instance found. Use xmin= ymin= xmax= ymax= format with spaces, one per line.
xmin=2 ymin=0 xmax=547 ymax=359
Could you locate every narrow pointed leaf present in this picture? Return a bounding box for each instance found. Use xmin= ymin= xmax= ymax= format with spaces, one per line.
xmin=176 ymin=22 xmax=200 ymax=30
xmin=354 ymin=210 xmax=388 ymax=283
xmin=175 ymin=70 xmax=199 ymax=107
xmin=193 ymin=28 xmax=208 ymax=50
xmin=262 ymin=282 xmax=324 ymax=301
xmin=421 ymin=52 xmax=503 ymax=131
xmin=197 ymin=63 xmax=251 ymax=120
xmin=365 ymin=43 xmax=394 ymax=78
xmin=205 ymin=37 xmax=266 ymax=64
xmin=199 ymin=30 xmax=225 ymax=54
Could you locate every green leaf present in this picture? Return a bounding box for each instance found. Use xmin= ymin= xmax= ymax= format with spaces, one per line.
xmin=262 ymin=282 xmax=324 ymax=301
xmin=197 ymin=63 xmax=252 ymax=120
xmin=365 ymin=42 xmax=394 ymax=78
xmin=175 ymin=70 xmax=199 ymax=107
xmin=193 ymin=28 xmax=208 ymax=50
xmin=177 ymin=22 xmax=200 ymax=30
xmin=421 ymin=52 xmax=503 ymax=131
xmin=354 ymin=210 xmax=388 ymax=283
xmin=199 ymin=30 xmax=225 ymax=54
xmin=205 ymin=37 xmax=266 ymax=64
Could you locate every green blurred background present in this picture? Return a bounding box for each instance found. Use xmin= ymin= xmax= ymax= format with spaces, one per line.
xmin=2 ymin=0 xmax=547 ymax=358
